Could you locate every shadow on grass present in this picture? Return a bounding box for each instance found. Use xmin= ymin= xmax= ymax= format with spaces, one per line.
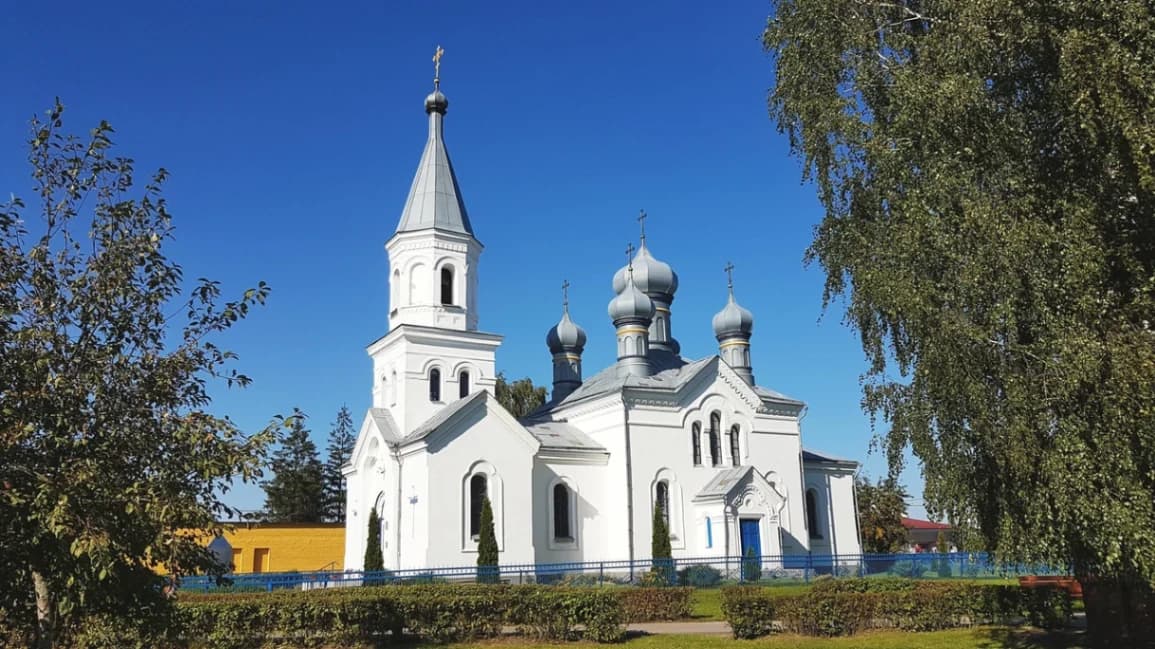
xmin=975 ymin=627 xmax=1089 ymax=649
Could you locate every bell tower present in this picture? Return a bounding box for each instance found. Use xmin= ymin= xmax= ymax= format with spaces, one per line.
xmin=370 ymin=50 xmax=502 ymax=433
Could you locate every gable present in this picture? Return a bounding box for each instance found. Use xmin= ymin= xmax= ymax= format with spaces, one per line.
xmin=405 ymin=391 xmax=541 ymax=455
xmin=347 ymin=408 xmax=401 ymax=475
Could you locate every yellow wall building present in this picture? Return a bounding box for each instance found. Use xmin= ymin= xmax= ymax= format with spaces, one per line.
xmin=210 ymin=523 xmax=345 ymax=574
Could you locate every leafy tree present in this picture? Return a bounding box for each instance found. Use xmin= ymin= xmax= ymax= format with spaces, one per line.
xmin=322 ymin=405 xmax=355 ymax=522
xmin=855 ymin=476 xmax=909 ymax=554
xmin=765 ymin=1 xmax=1155 ymax=641
xmin=261 ymin=409 xmax=324 ymax=523
xmin=476 ymin=496 xmax=499 ymax=583
xmin=363 ymin=509 xmax=384 ymax=572
xmin=0 ymin=102 xmax=276 ymax=647
xmin=494 ymin=372 xmax=546 ymax=418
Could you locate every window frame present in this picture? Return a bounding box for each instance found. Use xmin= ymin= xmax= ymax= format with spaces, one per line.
xmin=691 ymin=421 xmax=702 ymax=466
xmin=429 ymin=367 xmax=441 ymax=402
xmin=459 ymin=370 xmax=470 ymax=399
xmin=729 ymin=424 xmax=741 ymax=466
xmin=440 ymin=266 xmax=454 ymax=305
xmin=708 ymin=412 xmax=722 ymax=466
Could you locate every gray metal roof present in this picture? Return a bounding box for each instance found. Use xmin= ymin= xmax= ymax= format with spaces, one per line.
xmin=368 ymin=408 xmax=402 ymax=443
xmin=522 ymin=420 xmax=605 ymax=451
xmin=531 ymin=352 xmax=804 ymax=417
xmin=403 ymin=390 xmax=487 ymax=443
xmin=802 ymin=448 xmax=857 ymax=465
xmin=395 ymin=94 xmax=474 ymax=237
xmin=694 ymin=466 xmax=756 ymax=500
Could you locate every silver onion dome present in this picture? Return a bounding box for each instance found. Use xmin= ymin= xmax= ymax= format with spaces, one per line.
xmin=612 ymin=243 xmax=678 ymax=300
xmin=609 ymin=272 xmax=655 ymax=324
xmin=425 ymin=89 xmax=448 ymax=114
xmin=547 ymin=309 xmax=587 ymax=353
xmin=712 ymin=292 xmax=754 ymax=339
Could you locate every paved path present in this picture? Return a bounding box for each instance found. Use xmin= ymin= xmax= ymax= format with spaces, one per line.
xmin=627 ymin=621 xmax=731 ymax=635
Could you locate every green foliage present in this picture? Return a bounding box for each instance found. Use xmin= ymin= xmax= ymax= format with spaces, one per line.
xmin=617 ymin=587 xmax=694 ymax=622
xmin=678 ymin=564 xmax=723 ymax=588
xmin=363 ymin=509 xmax=384 ymax=572
xmin=494 ymin=371 xmax=547 ymax=418
xmin=260 ymin=409 xmax=323 ymax=523
xmin=321 ymin=405 xmax=355 ymax=523
xmin=0 ymin=102 xmax=276 ymax=647
xmin=765 ymin=3 xmax=1155 ymax=635
xmin=651 ymin=502 xmax=672 ymax=561
xmin=721 ymin=580 xmax=1073 ymax=639
xmin=742 ymin=546 xmax=762 ymax=582
xmin=173 ymin=584 xmax=625 ymax=646
xmin=476 ymin=497 xmax=499 ymax=583
xmin=855 ymin=476 xmax=909 ymax=554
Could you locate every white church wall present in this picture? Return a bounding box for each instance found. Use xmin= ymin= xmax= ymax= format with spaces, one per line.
xmin=422 ymin=409 xmax=537 ymax=568
xmin=747 ymin=418 xmax=808 ymax=554
xmin=532 ymin=459 xmax=613 ymax=564
xmin=394 ymin=449 xmax=429 ymax=570
xmin=804 ymin=464 xmax=861 ymax=558
xmin=556 ymin=398 xmax=632 ymax=558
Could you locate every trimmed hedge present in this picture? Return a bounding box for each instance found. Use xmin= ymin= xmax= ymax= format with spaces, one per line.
xmin=171 ymin=584 xmax=625 ymax=647
xmin=618 ymin=587 xmax=693 ymax=622
xmin=722 ymin=580 xmax=1073 ymax=639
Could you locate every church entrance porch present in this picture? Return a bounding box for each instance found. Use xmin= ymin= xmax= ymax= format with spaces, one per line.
xmin=739 ymin=517 xmax=762 ymax=568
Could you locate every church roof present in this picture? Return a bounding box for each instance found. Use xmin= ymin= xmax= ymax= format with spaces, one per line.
xmin=531 ymin=353 xmax=803 ymax=416
xmin=394 ymin=88 xmax=475 ymax=237
xmin=801 ymin=448 xmax=858 ymax=466
xmin=694 ymin=466 xmax=757 ymax=501
xmin=521 ymin=420 xmax=605 ymax=451
xmin=403 ymin=390 xmax=488 ymax=442
xmin=368 ymin=407 xmax=402 ymax=443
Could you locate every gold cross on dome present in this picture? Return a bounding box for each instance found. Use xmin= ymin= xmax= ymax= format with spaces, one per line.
xmin=724 ymin=261 xmax=735 ymax=290
xmin=561 ymin=279 xmax=570 ymax=310
xmin=432 ymin=45 xmax=445 ymax=86
xmin=638 ymin=209 xmax=648 ymax=243
xmin=625 ymin=242 xmax=636 ymax=271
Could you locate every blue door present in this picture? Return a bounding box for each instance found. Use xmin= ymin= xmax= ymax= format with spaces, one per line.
xmin=740 ymin=519 xmax=761 ymax=558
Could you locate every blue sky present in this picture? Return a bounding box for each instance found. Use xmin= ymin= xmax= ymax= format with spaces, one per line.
xmin=1 ymin=0 xmax=926 ymax=517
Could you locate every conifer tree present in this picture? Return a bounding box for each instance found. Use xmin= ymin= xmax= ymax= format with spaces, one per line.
xmin=651 ymin=501 xmax=673 ymax=583
xmin=322 ymin=405 xmax=356 ymax=522
xmin=364 ymin=509 xmax=384 ymax=572
xmin=261 ymin=409 xmax=324 ymax=522
xmin=476 ymin=497 xmax=499 ymax=583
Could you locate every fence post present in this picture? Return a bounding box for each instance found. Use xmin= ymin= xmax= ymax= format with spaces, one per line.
xmin=599 ymin=562 xmax=604 ymax=586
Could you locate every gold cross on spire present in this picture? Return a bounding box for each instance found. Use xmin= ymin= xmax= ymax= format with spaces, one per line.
xmin=638 ymin=209 xmax=648 ymax=245
xmin=432 ymin=45 xmax=445 ymax=88
xmin=625 ymin=242 xmax=636 ymax=272
xmin=724 ymin=261 xmax=735 ymax=294
xmin=561 ymin=279 xmax=570 ymax=311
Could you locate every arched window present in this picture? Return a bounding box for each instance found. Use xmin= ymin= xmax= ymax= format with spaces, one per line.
xmin=655 ymin=480 xmax=670 ymax=527
xmin=730 ymin=425 xmax=741 ymax=466
xmin=470 ymin=474 xmax=488 ymax=538
xmin=429 ymin=368 xmax=441 ymax=402
xmin=708 ymin=412 xmax=722 ymax=466
xmin=440 ymin=267 xmax=454 ymax=305
xmin=705 ymin=516 xmax=713 ymax=548
xmin=459 ymin=370 xmax=470 ymax=399
xmin=553 ymin=484 xmax=572 ymax=540
xmin=691 ymin=422 xmax=702 ymax=466
xmin=806 ymin=489 xmax=822 ymax=540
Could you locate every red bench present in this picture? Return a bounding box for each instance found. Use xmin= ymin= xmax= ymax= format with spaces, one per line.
xmin=1019 ymin=575 xmax=1083 ymax=600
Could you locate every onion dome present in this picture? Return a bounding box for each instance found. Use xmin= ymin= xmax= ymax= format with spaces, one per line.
xmin=612 ymin=243 xmax=678 ymax=300
xmin=547 ymin=308 xmax=587 ymax=354
xmin=608 ymin=271 xmax=655 ymax=324
xmin=712 ymin=290 xmax=754 ymax=339
xmin=425 ymin=89 xmax=448 ymax=114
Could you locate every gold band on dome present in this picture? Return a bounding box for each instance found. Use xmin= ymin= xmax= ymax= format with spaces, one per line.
xmin=617 ymin=325 xmax=649 ymax=335
xmin=655 ymin=306 xmax=671 ymax=314
xmin=719 ymin=339 xmax=750 ymax=349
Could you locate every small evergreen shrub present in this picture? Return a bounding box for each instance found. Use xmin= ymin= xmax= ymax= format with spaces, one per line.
xmin=678 ymin=564 xmax=722 ymax=587
xmin=476 ymin=497 xmax=500 ymax=584
xmin=742 ymin=546 xmax=761 ymax=582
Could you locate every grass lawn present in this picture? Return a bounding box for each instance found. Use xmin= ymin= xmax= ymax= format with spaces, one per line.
xmin=690 ymin=585 xmax=813 ymax=620
xmin=408 ymin=627 xmax=1086 ymax=648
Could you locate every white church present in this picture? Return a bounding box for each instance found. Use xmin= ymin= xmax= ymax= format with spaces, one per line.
xmin=342 ymin=75 xmax=861 ymax=573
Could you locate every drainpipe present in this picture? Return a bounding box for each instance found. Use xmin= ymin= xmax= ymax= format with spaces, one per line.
xmin=622 ymin=398 xmax=635 ymax=579
xmin=394 ymin=445 xmax=403 ymax=570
